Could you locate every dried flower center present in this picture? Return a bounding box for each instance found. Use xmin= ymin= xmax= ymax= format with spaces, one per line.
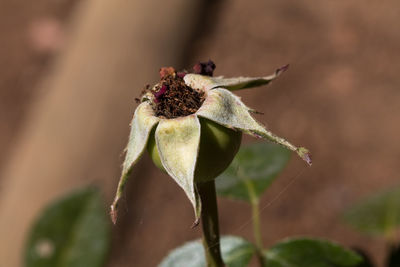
xmin=150 ymin=68 xmax=205 ymax=119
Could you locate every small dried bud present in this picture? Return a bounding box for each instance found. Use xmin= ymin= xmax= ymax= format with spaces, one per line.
xmin=159 ymin=67 xmax=176 ymax=78
xmin=193 ymin=60 xmax=216 ymax=76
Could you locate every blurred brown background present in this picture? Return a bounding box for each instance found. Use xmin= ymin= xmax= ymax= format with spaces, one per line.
xmin=0 ymin=0 xmax=399 ymax=266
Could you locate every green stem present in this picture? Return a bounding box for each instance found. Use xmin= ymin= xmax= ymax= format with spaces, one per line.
xmin=250 ymin=195 xmax=264 ymax=266
xmin=252 ymin=199 xmax=263 ymax=251
xmin=197 ymin=180 xmax=225 ymax=267
xmin=243 ymin=178 xmax=264 ymax=266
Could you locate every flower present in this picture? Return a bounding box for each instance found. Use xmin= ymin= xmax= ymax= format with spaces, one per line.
xmin=110 ymin=61 xmax=311 ymax=224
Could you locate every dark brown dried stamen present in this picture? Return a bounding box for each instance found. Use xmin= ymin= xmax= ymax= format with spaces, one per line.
xmin=150 ymin=69 xmax=205 ymax=119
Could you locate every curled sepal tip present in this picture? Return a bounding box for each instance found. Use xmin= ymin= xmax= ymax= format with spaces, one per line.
xmin=155 ymin=115 xmax=202 ymax=221
xmin=276 ymin=64 xmax=289 ymax=75
xmin=110 ymin=204 xmax=117 ymax=225
xmin=191 ymin=219 xmax=200 ymax=229
xmin=110 ymin=102 xmax=159 ymax=224
xmin=253 ymin=128 xmax=312 ymax=166
xmin=297 ymin=147 xmax=312 ymax=166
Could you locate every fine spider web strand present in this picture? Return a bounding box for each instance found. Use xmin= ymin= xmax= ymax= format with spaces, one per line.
xmin=124 ymin=165 xmax=306 ymax=255
xmin=204 ymin=166 xmax=307 ymax=253
xmin=232 ymin=167 xmax=306 ymax=235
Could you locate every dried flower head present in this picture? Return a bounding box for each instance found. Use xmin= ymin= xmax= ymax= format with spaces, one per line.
xmin=111 ymin=61 xmax=311 ymax=224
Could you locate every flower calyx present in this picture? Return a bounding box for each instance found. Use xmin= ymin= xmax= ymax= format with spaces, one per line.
xmin=111 ymin=61 xmax=311 ymax=225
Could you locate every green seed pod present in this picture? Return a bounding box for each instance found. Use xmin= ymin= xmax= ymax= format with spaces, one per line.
xmin=110 ymin=63 xmax=311 ymax=225
xmin=147 ymin=118 xmax=242 ymax=182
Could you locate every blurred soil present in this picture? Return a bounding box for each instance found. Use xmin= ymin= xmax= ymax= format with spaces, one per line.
xmin=1 ymin=0 xmax=400 ymax=266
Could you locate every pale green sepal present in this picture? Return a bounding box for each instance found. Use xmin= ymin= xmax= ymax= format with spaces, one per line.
xmin=184 ymin=74 xmax=215 ymax=92
xmin=197 ymin=88 xmax=311 ymax=165
xmin=111 ymin=102 xmax=159 ymax=224
xmin=210 ymin=72 xmax=282 ymax=91
xmin=155 ymin=115 xmax=202 ymax=222
xmin=184 ymin=65 xmax=287 ymax=92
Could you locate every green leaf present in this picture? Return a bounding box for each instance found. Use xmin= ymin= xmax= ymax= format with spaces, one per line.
xmin=343 ymin=186 xmax=400 ymax=237
xmin=263 ymin=238 xmax=363 ymax=267
xmin=25 ymin=187 xmax=111 ymax=267
xmin=215 ymin=142 xmax=291 ymax=202
xmin=158 ymin=236 xmax=255 ymax=267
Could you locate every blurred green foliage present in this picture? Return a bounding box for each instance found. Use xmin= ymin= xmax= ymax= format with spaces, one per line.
xmin=344 ymin=186 xmax=400 ymax=237
xmin=159 ymin=236 xmax=255 ymax=267
xmin=25 ymin=187 xmax=110 ymax=267
xmin=161 ymin=142 xmax=364 ymax=267
xmin=263 ymin=238 xmax=362 ymax=267
xmin=215 ymin=142 xmax=291 ymax=202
